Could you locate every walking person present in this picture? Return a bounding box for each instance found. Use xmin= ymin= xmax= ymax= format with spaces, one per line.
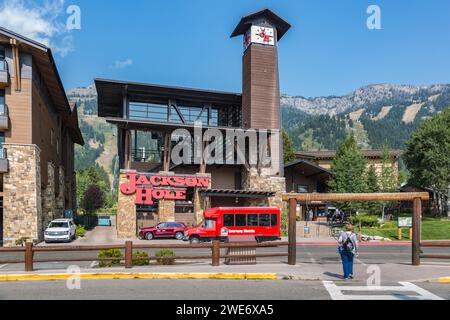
xmin=338 ymin=224 xmax=359 ymax=280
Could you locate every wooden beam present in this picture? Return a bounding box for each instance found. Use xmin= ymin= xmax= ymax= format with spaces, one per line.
xmin=282 ymin=192 xmax=430 ymax=202
xmin=412 ymin=198 xmax=422 ymax=266
xmin=288 ymin=198 xmax=297 ymax=265
xmin=10 ymin=39 xmax=21 ymax=92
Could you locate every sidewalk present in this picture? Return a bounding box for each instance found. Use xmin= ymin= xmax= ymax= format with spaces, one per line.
xmin=1 ymin=261 xmax=448 ymax=284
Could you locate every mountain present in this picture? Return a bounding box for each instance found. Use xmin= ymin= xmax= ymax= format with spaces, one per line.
xmin=67 ymin=83 xmax=450 ymax=178
xmin=281 ymin=84 xmax=450 ymax=151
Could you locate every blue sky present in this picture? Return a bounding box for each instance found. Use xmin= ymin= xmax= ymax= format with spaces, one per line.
xmin=1 ymin=0 xmax=450 ymax=97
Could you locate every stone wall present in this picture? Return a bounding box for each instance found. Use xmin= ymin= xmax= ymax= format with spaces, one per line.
xmin=55 ymin=166 xmax=65 ymax=217
xmin=42 ymin=162 xmax=56 ymax=230
xmin=117 ymin=171 xmax=137 ymax=239
xmin=193 ymin=173 xmax=212 ymax=224
xmin=3 ymin=144 xmax=42 ymax=246
xmin=243 ymin=168 xmax=286 ymax=209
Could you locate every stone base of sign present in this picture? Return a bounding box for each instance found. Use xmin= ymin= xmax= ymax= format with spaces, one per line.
xmin=117 ymin=171 xmax=137 ymax=239
xmin=243 ymin=168 xmax=286 ymax=209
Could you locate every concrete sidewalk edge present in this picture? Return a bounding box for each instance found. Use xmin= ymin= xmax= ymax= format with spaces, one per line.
xmin=0 ymin=272 xmax=278 ymax=282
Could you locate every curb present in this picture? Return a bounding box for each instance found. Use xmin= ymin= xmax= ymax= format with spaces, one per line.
xmin=439 ymin=277 xmax=450 ymax=283
xmin=0 ymin=273 xmax=278 ymax=282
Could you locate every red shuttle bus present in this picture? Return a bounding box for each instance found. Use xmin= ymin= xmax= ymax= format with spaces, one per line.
xmin=183 ymin=207 xmax=281 ymax=244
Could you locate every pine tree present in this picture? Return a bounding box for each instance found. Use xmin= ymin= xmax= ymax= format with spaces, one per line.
xmin=365 ymin=165 xmax=380 ymax=214
xmin=379 ymin=145 xmax=400 ymax=220
xmin=282 ymin=129 xmax=296 ymax=164
xmin=328 ymin=135 xmax=368 ymax=213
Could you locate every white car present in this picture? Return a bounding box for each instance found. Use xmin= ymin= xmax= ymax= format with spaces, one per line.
xmin=44 ymin=219 xmax=76 ymax=243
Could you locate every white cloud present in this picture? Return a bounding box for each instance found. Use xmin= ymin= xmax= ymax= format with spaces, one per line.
xmin=0 ymin=0 xmax=74 ymax=57
xmin=111 ymin=59 xmax=133 ymax=69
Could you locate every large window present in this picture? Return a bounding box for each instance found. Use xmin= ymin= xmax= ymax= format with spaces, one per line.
xmin=0 ymin=46 xmax=5 ymax=71
xmin=129 ymin=102 xmax=168 ymax=122
xmin=131 ymin=130 xmax=162 ymax=163
xmin=0 ymin=90 xmax=5 ymax=115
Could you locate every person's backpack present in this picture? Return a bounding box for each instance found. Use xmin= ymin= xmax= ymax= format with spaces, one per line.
xmin=342 ymin=232 xmax=354 ymax=252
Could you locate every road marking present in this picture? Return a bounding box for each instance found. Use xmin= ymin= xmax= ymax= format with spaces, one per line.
xmin=89 ymin=261 xmax=98 ymax=268
xmin=0 ymin=264 xmax=7 ymax=270
xmin=439 ymin=277 xmax=450 ymax=283
xmin=323 ymin=281 xmax=443 ymax=300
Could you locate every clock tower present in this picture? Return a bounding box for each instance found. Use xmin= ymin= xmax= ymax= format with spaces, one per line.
xmin=231 ymin=9 xmax=291 ymax=131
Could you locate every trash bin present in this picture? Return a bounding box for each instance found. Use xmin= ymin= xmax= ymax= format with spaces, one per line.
xmin=225 ymin=236 xmax=257 ymax=265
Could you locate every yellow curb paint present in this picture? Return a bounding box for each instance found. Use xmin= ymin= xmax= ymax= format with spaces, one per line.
xmin=0 ymin=273 xmax=278 ymax=282
xmin=439 ymin=277 xmax=450 ymax=283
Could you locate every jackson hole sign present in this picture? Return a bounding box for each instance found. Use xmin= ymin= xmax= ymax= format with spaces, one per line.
xmin=120 ymin=173 xmax=211 ymax=205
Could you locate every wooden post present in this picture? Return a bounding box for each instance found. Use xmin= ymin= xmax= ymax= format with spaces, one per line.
xmin=25 ymin=242 xmax=33 ymax=272
xmin=398 ymin=228 xmax=402 ymax=240
xmin=412 ymin=198 xmax=422 ymax=266
xmin=212 ymin=240 xmax=220 ymax=267
xmin=288 ymin=198 xmax=297 ymax=265
xmin=125 ymin=241 xmax=133 ymax=269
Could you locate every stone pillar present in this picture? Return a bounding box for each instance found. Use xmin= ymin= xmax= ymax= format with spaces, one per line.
xmin=117 ymin=171 xmax=136 ymax=239
xmin=159 ymin=199 xmax=175 ymax=222
xmin=193 ymin=173 xmax=212 ymax=224
xmin=42 ymin=162 xmax=56 ymax=230
xmin=243 ymin=168 xmax=286 ymax=209
xmin=3 ymin=144 xmax=42 ymax=246
xmin=55 ymin=166 xmax=65 ymax=218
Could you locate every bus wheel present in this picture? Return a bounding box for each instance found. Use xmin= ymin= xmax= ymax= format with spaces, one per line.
xmin=190 ymin=236 xmax=200 ymax=244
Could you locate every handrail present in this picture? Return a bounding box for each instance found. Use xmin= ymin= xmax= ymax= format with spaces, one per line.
xmin=0 ymin=240 xmax=289 ymax=272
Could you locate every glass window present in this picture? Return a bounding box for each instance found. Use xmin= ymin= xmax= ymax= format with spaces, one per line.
xmin=259 ymin=214 xmax=270 ymax=227
xmin=247 ymin=214 xmax=258 ymax=227
xmin=129 ymin=102 xmax=168 ymax=122
xmin=0 ymin=90 xmax=5 ymax=115
xmin=297 ymin=185 xmax=309 ymax=193
xmin=223 ymin=214 xmax=234 ymax=227
xmin=271 ymin=214 xmax=278 ymax=227
xmin=0 ymin=47 xmax=5 ymax=71
xmin=131 ymin=130 xmax=162 ymax=163
xmin=202 ymin=220 xmax=215 ymax=229
xmin=235 ymin=214 xmax=246 ymax=227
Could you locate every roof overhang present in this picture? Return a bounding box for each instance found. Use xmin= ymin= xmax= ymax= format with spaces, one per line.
xmin=96 ymin=79 xmax=242 ymax=118
xmin=231 ymin=8 xmax=291 ymax=40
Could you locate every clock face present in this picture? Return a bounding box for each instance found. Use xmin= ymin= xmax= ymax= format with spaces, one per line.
xmin=244 ymin=25 xmax=276 ymax=50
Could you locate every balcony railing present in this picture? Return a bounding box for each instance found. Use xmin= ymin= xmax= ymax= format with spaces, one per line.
xmin=0 ymin=60 xmax=7 ymax=72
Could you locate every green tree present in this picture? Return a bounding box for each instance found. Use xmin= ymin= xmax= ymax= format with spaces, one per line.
xmin=282 ymin=129 xmax=296 ymax=164
xmin=328 ymin=135 xmax=368 ymax=213
xmin=404 ymin=109 xmax=450 ymax=216
xmin=379 ymin=145 xmax=400 ymax=220
xmin=76 ymin=164 xmax=112 ymax=211
xmin=365 ymin=165 xmax=380 ymax=214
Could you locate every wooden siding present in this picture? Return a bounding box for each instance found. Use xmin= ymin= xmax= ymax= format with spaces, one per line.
xmin=4 ymin=78 xmax=32 ymax=144
xmin=242 ymin=44 xmax=280 ymax=130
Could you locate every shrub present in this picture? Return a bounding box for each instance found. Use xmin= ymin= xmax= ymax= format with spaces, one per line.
xmin=381 ymin=221 xmax=396 ymax=229
xmin=15 ymin=238 xmax=30 ymax=247
xmin=351 ymin=215 xmax=380 ymax=228
xmin=281 ymin=209 xmax=288 ymax=237
xmin=155 ymin=249 xmax=176 ymax=265
xmin=132 ymin=250 xmax=150 ymax=266
xmin=98 ymin=249 xmax=123 ymax=268
xmin=76 ymin=225 xmax=87 ymax=237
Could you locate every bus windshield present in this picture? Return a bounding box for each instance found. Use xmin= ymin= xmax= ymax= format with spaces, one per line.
xmin=200 ymin=219 xmax=214 ymax=229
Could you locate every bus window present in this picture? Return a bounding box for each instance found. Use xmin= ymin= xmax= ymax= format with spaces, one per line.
xmin=248 ymin=214 xmax=258 ymax=226
xmin=259 ymin=214 xmax=270 ymax=227
xmin=235 ymin=214 xmax=246 ymax=227
xmin=271 ymin=214 xmax=278 ymax=227
xmin=223 ymin=214 xmax=234 ymax=227
xmin=202 ymin=220 xmax=215 ymax=229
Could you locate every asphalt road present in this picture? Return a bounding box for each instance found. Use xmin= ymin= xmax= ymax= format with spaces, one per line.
xmin=0 ymin=278 xmax=447 ymax=300
xmin=0 ymin=243 xmax=448 ymax=272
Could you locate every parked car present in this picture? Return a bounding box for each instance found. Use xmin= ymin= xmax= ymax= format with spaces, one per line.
xmin=139 ymin=222 xmax=186 ymax=241
xmin=44 ymin=219 xmax=77 ymax=243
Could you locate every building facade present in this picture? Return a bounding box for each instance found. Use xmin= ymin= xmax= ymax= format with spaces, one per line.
xmin=97 ymin=9 xmax=290 ymax=238
xmin=0 ymin=28 xmax=84 ymax=247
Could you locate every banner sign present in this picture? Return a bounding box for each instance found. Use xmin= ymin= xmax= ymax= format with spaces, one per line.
xmin=120 ymin=173 xmax=211 ymax=205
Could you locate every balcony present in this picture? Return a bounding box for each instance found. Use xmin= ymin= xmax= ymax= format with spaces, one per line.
xmin=0 ymin=148 xmax=8 ymax=173
xmin=0 ymin=60 xmax=10 ymax=89
xmin=0 ymin=104 xmax=9 ymax=131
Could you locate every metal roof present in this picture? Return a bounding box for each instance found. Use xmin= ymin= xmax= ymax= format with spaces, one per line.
xmin=231 ymin=8 xmax=291 ymax=40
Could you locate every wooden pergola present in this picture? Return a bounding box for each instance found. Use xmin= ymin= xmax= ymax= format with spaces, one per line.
xmin=282 ymin=192 xmax=431 ymax=266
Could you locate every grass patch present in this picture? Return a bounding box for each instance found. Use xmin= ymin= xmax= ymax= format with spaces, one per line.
xmin=361 ymin=217 xmax=450 ymax=241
